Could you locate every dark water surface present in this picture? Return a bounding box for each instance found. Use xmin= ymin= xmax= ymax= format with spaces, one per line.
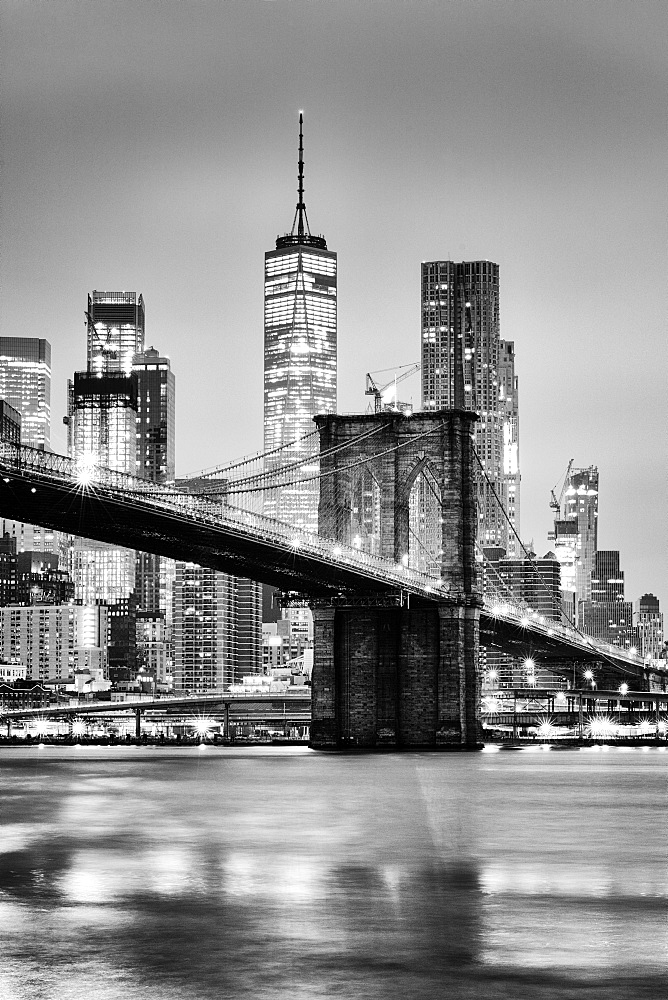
xmin=1 ymin=745 xmax=667 ymax=999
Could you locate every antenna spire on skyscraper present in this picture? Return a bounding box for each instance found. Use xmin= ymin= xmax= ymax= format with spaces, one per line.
xmin=292 ymin=111 xmax=311 ymax=239
xmin=277 ymin=111 xmax=327 ymax=250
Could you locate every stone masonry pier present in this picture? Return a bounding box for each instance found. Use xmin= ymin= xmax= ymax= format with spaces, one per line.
xmin=311 ymin=410 xmax=481 ymax=748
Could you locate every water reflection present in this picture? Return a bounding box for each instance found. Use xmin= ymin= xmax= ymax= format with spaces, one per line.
xmin=0 ymin=747 xmax=667 ymax=998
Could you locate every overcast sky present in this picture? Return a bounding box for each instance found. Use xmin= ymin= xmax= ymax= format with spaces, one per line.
xmin=1 ymin=0 xmax=666 ymax=609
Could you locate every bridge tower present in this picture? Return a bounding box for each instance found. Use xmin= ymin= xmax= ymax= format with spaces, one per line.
xmin=311 ymin=410 xmax=481 ymax=748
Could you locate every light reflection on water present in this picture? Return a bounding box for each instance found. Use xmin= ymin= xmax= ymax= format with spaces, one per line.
xmin=1 ymin=746 xmax=667 ymax=999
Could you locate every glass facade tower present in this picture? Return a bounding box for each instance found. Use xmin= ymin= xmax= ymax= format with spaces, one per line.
xmin=497 ymin=340 xmax=520 ymax=556
xmin=0 ymin=338 xmax=55 ymax=558
xmin=66 ymin=293 xmax=147 ymax=669
xmin=133 ymin=347 xmax=176 ymax=483
xmin=421 ymin=260 xmax=510 ymax=550
xmin=0 ymin=338 xmax=51 ymax=450
xmin=87 ymin=291 xmax=145 ymax=375
xmin=263 ymin=113 xmax=337 ymax=533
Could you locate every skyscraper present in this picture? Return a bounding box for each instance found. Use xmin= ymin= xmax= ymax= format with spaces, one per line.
xmin=69 ymin=371 xmax=138 ymax=474
xmin=420 ymin=260 xmax=510 ymax=550
xmin=549 ymin=465 xmax=599 ymax=617
xmin=497 ymin=340 xmax=520 ymax=556
xmin=632 ymin=594 xmax=664 ymax=662
xmin=133 ymin=347 xmax=175 ymax=483
xmin=580 ymin=550 xmax=633 ymax=648
xmin=173 ymin=562 xmax=237 ymax=694
xmin=264 ymin=112 xmax=337 ymax=532
xmin=87 ymin=291 xmax=145 ymax=375
xmin=0 ymin=337 xmax=51 ymax=450
xmin=66 ymin=293 xmax=147 ymax=671
xmin=0 ymin=338 xmax=56 ymax=559
xmin=133 ymin=347 xmax=176 ymax=633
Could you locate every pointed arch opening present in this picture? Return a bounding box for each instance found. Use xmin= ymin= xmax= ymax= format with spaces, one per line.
xmin=349 ymin=465 xmax=382 ymax=556
xmin=407 ymin=460 xmax=442 ymax=577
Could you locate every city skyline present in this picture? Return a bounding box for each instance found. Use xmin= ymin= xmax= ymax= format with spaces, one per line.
xmin=1 ymin=1 xmax=665 ymax=609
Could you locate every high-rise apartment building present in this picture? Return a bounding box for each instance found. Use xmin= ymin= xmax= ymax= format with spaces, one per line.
xmin=236 ymin=577 xmax=262 ymax=675
xmin=590 ymin=550 xmax=625 ymax=603
xmin=264 ymin=113 xmax=337 ymax=533
xmin=0 ymin=337 xmax=51 ymax=450
xmin=0 ymin=603 xmax=108 ymax=682
xmin=580 ymin=550 xmax=632 ymax=648
xmin=420 ymin=260 xmax=510 ymax=550
xmin=173 ymin=562 xmax=237 ymax=694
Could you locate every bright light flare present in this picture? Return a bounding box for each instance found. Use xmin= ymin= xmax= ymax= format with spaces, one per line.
xmin=536 ymin=715 xmax=558 ymax=738
xmin=619 ymin=683 xmax=629 ymax=696
xmin=586 ymin=715 xmax=618 ymax=739
xmin=71 ymin=719 xmax=86 ymax=737
xmin=190 ymin=717 xmax=216 ymax=738
xmin=76 ymin=453 xmax=97 ymax=487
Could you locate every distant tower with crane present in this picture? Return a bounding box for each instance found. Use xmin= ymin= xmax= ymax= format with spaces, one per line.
xmin=365 ymin=363 xmax=420 ymax=415
xmin=548 ymin=461 xmax=599 ymax=624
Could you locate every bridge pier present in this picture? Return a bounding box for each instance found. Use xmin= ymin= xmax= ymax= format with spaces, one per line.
xmin=311 ymin=408 xmax=481 ymax=750
xmin=311 ymin=600 xmax=481 ymax=749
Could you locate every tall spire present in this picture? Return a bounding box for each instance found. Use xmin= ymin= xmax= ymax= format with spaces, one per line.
xmin=292 ymin=111 xmax=309 ymax=239
xmin=277 ymin=111 xmax=327 ymax=250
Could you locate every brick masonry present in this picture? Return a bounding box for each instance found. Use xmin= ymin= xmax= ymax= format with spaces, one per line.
xmin=311 ymin=410 xmax=482 ymax=748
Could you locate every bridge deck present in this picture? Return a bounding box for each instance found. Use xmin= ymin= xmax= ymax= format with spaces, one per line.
xmin=0 ymin=442 xmax=652 ymax=678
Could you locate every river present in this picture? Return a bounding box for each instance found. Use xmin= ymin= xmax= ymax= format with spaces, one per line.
xmin=0 ymin=744 xmax=666 ymax=999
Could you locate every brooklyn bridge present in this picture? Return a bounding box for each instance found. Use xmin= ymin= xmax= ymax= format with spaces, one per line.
xmin=0 ymin=409 xmax=653 ymax=748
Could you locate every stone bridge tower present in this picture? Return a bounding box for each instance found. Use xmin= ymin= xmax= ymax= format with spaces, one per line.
xmin=311 ymin=410 xmax=481 ymax=749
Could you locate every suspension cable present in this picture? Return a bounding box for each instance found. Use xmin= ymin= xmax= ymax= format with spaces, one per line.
xmin=471 ymin=444 xmax=637 ymax=677
xmin=174 ymin=423 xmax=391 ymax=497
xmin=184 ymin=428 xmax=320 ymax=481
xmin=223 ymin=424 xmax=445 ymax=496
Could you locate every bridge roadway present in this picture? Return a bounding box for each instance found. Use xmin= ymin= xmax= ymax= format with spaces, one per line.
xmin=482 ymin=689 xmax=668 ymax=734
xmin=0 ymin=442 xmax=650 ymax=679
xmin=0 ymin=690 xmax=312 ymax=723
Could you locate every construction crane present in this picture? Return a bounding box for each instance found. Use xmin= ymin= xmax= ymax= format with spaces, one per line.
xmin=550 ymin=458 xmax=574 ymax=517
xmin=365 ymin=363 xmax=420 ymax=414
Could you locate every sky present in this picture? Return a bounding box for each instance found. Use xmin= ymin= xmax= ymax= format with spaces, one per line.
xmin=1 ymin=0 xmax=666 ymax=609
